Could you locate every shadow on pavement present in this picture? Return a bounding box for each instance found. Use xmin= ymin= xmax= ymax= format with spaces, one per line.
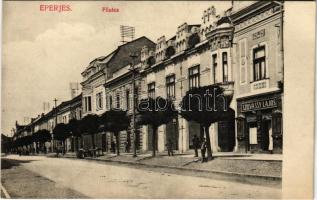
xmin=1 ymin=158 xmax=37 ymax=170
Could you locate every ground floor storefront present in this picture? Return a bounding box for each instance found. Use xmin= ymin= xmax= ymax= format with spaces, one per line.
xmin=236 ymin=92 xmax=283 ymax=154
xmin=140 ymin=115 xmax=235 ymax=154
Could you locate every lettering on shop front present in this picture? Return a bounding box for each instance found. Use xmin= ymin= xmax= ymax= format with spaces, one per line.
xmin=241 ymin=98 xmax=277 ymax=112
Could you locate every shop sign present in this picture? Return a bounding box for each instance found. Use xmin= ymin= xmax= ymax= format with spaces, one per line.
xmin=241 ymin=98 xmax=277 ymax=112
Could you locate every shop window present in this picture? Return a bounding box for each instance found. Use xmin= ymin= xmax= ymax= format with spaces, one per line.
xmin=272 ymin=113 xmax=282 ymax=134
xmin=237 ymin=118 xmax=245 ymax=139
xmin=166 ymin=74 xmax=175 ymax=99
xmin=222 ymin=52 xmax=228 ymax=82
xmin=189 ymin=65 xmax=200 ymax=89
xmin=249 ymin=127 xmax=257 ymax=144
xmin=253 ymin=46 xmax=266 ymax=81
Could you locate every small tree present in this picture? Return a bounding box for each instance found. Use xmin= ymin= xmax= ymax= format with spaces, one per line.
xmin=180 ymin=85 xmax=234 ymax=160
xmin=137 ymin=97 xmax=177 ymax=156
xmin=80 ymin=114 xmax=100 ymax=149
xmin=53 ymin=123 xmax=71 ymax=154
xmin=68 ymin=118 xmax=82 ymax=151
xmin=100 ymin=109 xmax=130 ymax=156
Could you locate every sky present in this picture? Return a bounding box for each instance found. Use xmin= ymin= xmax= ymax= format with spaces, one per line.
xmin=2 ymin=1 xmax=231 ymax=136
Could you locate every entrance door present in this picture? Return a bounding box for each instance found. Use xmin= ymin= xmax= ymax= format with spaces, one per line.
xmin=166 ymin=120 xmax=179 ymax=150
xmin=261 ymin=120 xmax=270 ymax=151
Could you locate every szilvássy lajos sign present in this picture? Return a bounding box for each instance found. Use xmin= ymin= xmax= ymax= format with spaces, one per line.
xmin=241 ymin=98 xmax=277 ymax=112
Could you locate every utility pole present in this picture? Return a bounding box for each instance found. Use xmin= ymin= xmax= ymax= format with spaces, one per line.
xmin=130 ymin=53 xmax=138 ymax=157
xmin=53 ymin=98 xmax=58 ymax=152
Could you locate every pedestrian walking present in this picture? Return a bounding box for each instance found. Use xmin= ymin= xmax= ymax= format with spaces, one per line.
xmin=124 ymin=141 xmax=129 ymax=153
xmin=166 ymin=139 xmax=174 ymax=156
xmin=201 ymin=138 xmax=207 ymax=163
xmin=111 ymin=141 xmax=116 ymax=153
xmin=192 ymin=135 xmax=200 ymax=157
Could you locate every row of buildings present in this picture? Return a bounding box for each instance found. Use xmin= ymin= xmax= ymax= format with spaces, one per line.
xmin=13 ymin=1 xmax=284 ymax=154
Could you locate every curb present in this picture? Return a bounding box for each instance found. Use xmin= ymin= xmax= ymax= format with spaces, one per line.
xmin=84 ymin=157 xmax=282 ymax=181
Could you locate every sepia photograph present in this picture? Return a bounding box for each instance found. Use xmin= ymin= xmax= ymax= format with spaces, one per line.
xmin=1 ymin=0 xmax=315 ymax=199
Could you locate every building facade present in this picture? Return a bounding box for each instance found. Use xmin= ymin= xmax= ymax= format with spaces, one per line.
xmin=231 ymin=1 xmax=283 ymax=153
xmin=81 ymin=36 xmax=155 ymax=152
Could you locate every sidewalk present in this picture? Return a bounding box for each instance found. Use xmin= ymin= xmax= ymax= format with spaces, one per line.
xmin=44 ymin=151 xmax=282 ymax=181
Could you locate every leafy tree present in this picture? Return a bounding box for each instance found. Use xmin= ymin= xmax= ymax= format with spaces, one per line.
xmin=100 ymin=109 xmax=130 ymax=156
xmin=38 ymin=129 xmax=51 ymax=143
xmin=80 ymin=114 xmax=100 ymax=149
xmin=38 ymin=129 xmax=51 ymax=152
xmin=53 ymin=123 xmax=71 ymax=154
xmin=180 ymin=85 xmax=234 ymax=160
xmin=137 ymin=97 xmax=177 ymax=156
xmin=68 ymin=118 xmax=82 ymax=151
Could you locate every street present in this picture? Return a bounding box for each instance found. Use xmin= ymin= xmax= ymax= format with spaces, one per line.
xmin=1 ymin=155 xmax=281 ymax=199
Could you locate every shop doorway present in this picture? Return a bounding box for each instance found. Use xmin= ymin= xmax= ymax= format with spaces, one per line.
xmin=188 ymin=121 xmax=203 ymax=149
xmin=166 ymin=120 xmax=179 ymax=150
xmin=218 ymin=119 xmax=235 ymax=152
xmin=261 ymin=120 xmax=271 ymax=151
xmin=147 ymin=126 xmax=158 ymax=151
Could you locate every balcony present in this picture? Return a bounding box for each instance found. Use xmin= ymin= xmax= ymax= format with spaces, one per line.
xmin=215 ymin=81 xmax=234 ymax=97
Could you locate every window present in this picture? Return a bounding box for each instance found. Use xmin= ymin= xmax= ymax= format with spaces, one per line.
xmin=116 ymin=92 xmax=121 ymax=109
xmin=87 ymin=96 xmax=92 ymax=111
xmin=222 ymin=52 xmax=228 ymax=82
xmin=253 ymin=46 xmax=266 ymax=81
xmin=189 ymin=65 xmax=200 ymax=89
xmin=109 ymin=95 xmax=113 ymax=109
xmin=96 ymin=92 xmax=103 ymax=110
xmin=166 ymin=74 xmax=176 ymax=99
xmin=84 ymin=96 xmax=92 ymax=112
xmin=148 ymin=82 xmax=155 ymax=99
xmin=126 ymin=90 xmax=130 ymax=110
xmin=212 ymin=54 xmax=218 ymax=83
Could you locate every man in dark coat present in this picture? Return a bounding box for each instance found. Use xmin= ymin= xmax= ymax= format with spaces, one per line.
xmin=192 ymin=135 xmax=200 ymax=157
xmin=166 ymin=139 xmax=174 ymax=156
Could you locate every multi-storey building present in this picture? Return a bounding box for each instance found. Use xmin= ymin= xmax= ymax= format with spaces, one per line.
xmin=140 ymin=7 xmax=237 ymax=154
xmin=81 ymin=36 xmax=155 ymax=152
xmin=231 ymin=1 xmax=283 ymax=153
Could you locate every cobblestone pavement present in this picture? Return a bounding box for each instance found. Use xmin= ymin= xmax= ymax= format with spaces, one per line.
xmin=1 ymin=155 xmax=281 ymax=199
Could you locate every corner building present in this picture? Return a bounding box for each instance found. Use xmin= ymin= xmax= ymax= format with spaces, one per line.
xmin=141 ymin=7 xmax=237 ymax=153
